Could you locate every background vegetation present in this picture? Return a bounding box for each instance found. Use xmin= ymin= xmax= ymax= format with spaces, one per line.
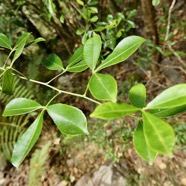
xmin=0 ymin=0 xmax=186 ymax=185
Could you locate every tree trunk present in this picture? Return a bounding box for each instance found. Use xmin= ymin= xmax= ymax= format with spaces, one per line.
xmin=141 ymin=0 xmax=160 ymax=75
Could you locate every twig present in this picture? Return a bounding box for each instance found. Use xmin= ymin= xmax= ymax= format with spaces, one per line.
xmin=165 ymin=0 xmax=177 ymax=42
xmin=164 ymin=0 xmax=185 ymax=68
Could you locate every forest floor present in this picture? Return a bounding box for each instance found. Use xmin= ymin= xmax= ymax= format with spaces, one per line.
xmin=0 ymin=1 xmax=186 ymax=186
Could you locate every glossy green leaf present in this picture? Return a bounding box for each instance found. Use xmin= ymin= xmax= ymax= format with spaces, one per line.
xmin=14 ymin=32 xmax=31 ymax=49
xmin=3 ymin=98 xmax=42 ymax=116
xmin=96 ymin=36 xmax=145 ymax=71
xmin=2 ymin=69 xmax=14 ymax=95
xmin=142 ymin=111 xmax=175 ymax=156
xmin=11 ymin=112 xmax=44 ymax=167
xmin=146 ymin=84 xmax=186 ymax=117
xmin=133 ymin=121 xmax=157 ymax=163
xmin=129 ymin=84 xmax=146 ymax=108
xmin=0 ymin=33 xmax=12 ymax=49
xmin=90 ymin=102 xmax=140 ymax=120
xmin=42 ymin=53 xmax=63 ymax=70
xmin=66 ymin=46 xmax=88 ymax=72
xmin=47 ymin=103 xmax=88 ymax=135
xmin=84 ymin=34 xmax=102 ymax=70
xmin=152 ymin=0 xmax=160 ymax=6
xmin=67 ymin=60 xmax=88 ymax=72
xmin=67 ymin=46 xmax=84 ymax=66
xmin=12 ymin=32 xmax=31 ymax=63
xmin=25 ymin=37 xmax=46 ymax=48
xmin=89 ymin=73 xmax=117 ymax=102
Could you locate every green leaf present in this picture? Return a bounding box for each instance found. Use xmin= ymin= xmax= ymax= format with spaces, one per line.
xmin=0 ymin=33 xmax=12 ymax=49
xmin=25 ymin=37 xmax=46 ymax=48
xmin=76 ymin=0 xmax=84 ymax=6
xmin=90 ymin=15 xmax=98 ymax=22
xmin=89 ymin=73 xmax=117 ymax=102
xmin=133 ymin=121 xmax=157 ymax=163
xmin=152 ymin=0 xmax=160 ymax=6
xmin=60 ymin=14 xmax=65 ymax=23
xmin=12 ymin=32 xmax=31 ymax=63
xmin=129 ymin=84 xmax=146 ymax=108
xmin=11 ymin=112 xmax=44 ymax=167
xmin=142 ymin=111 xmax=175 ymax=156
xmin=48 ymin=0 xmax=56 ymax=16
xmin=67 ymin=46 xmax=84 ymax=66
xmin=67 ymin=60 xmax=88 ymax=72
xmin=90 ymin=102 xmax=140 ymax=120
xmin=146 ymin=84 xmax=186 ymax=117
xmin=84 ymin=34 xmax=102 ymax=70
xmin=42 ymin=53 xmax=63 ymax=70
xmin=47 ymin=103 xmax=88 ymax=135
xmin=66 ymin=46 xmax=88 ymax=72
xmin=14 ymin=32 xmax=31 ymax=49
xmin=76 ymin=28 xmax=85 ymax=35
xmin=3 ymin=98 xmax=42 ymax=116
xmin=89 ymin=7 xmax=98 ymax=14
xmin=96 ymin=36 xmax=145 ymax=71
xmin=2 ymin=69 xmax=14 ymax=95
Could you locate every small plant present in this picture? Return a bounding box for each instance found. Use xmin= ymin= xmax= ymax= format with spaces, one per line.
xmin=0 ymin=31 xmax=185 ymax=168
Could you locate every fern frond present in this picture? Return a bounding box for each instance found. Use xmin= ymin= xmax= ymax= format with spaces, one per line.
xmin=0 ymin=77 xmax=35 ymax=161
xmin=28 ymin=142 xmax=51 ymax=186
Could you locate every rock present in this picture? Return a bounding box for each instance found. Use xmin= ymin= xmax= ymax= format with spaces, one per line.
xmin=161 ymin=58 xmax=180 ymax=84
xmin=75 ymin=164 xmax=127 ymax=186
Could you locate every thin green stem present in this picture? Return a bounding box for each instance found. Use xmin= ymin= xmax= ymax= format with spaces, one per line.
xmin=17 ymin=75 xmax=101 ymax=105
xmin=46 ymin=70 xmax=66 ymax=84
xmin=0 ymin=71 xmax=5 ymax=78
xmin=0 ymin=67 xmax=5 ymax=71
xmin=45 ymin=92 xmax=61 ymax=108
xmin=3 ymin=49 xmax=14 ymax=68
xmin=11 ymin=67 xmax=28 ymax=79
xmin=83 ymin=83 xmax=89 ymax=96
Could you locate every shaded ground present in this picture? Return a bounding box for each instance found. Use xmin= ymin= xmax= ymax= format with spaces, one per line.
xmin=0 ymin=1 xmax=186 ymax=186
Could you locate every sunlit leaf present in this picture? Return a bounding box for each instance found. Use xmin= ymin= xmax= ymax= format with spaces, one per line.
xmin=47 ymin=103 xmax=88 ymax=135
xmin=96 ymin=36 xmax=145 ymax=71
xmin=3 ymin=98 xmax=42 ymax=116
xmin=89 ymin=73 xmax=117 ymax=102
xmin=67 ymin=46 xmax=84 ymax=66
xmin=48 ymin=0 xmax=56 ymax=16
xmin=142 ymin=111 xmax=175 ymax=156
xmin=147 ymin=84 xmax=186 ymax=117
xmin=60 ymin=14 xmax=65 ymax=23
xmin=84 ymin=34 xmax=102 ymax=70
xmin=90 ymin=15 xmax=98 ymax=22
xmin=129 ymin=84 xmax=146 ymax=108
xmin=91 ymin=102 xmax=140 ymax=120
xmin=152 ymin=0 xmax=160 ymax=6
xmin=0 ymin=33 xmax=12 ymax=49
xmin=67 ymin=60 xmax=88 ymax=72
xmin=76 ymin=0 xmax=84 ymax=5
xmin=14 ymin=32 xmax=31 ymax=49
xmin=12 ymin=32 xmax=31 ymax=63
